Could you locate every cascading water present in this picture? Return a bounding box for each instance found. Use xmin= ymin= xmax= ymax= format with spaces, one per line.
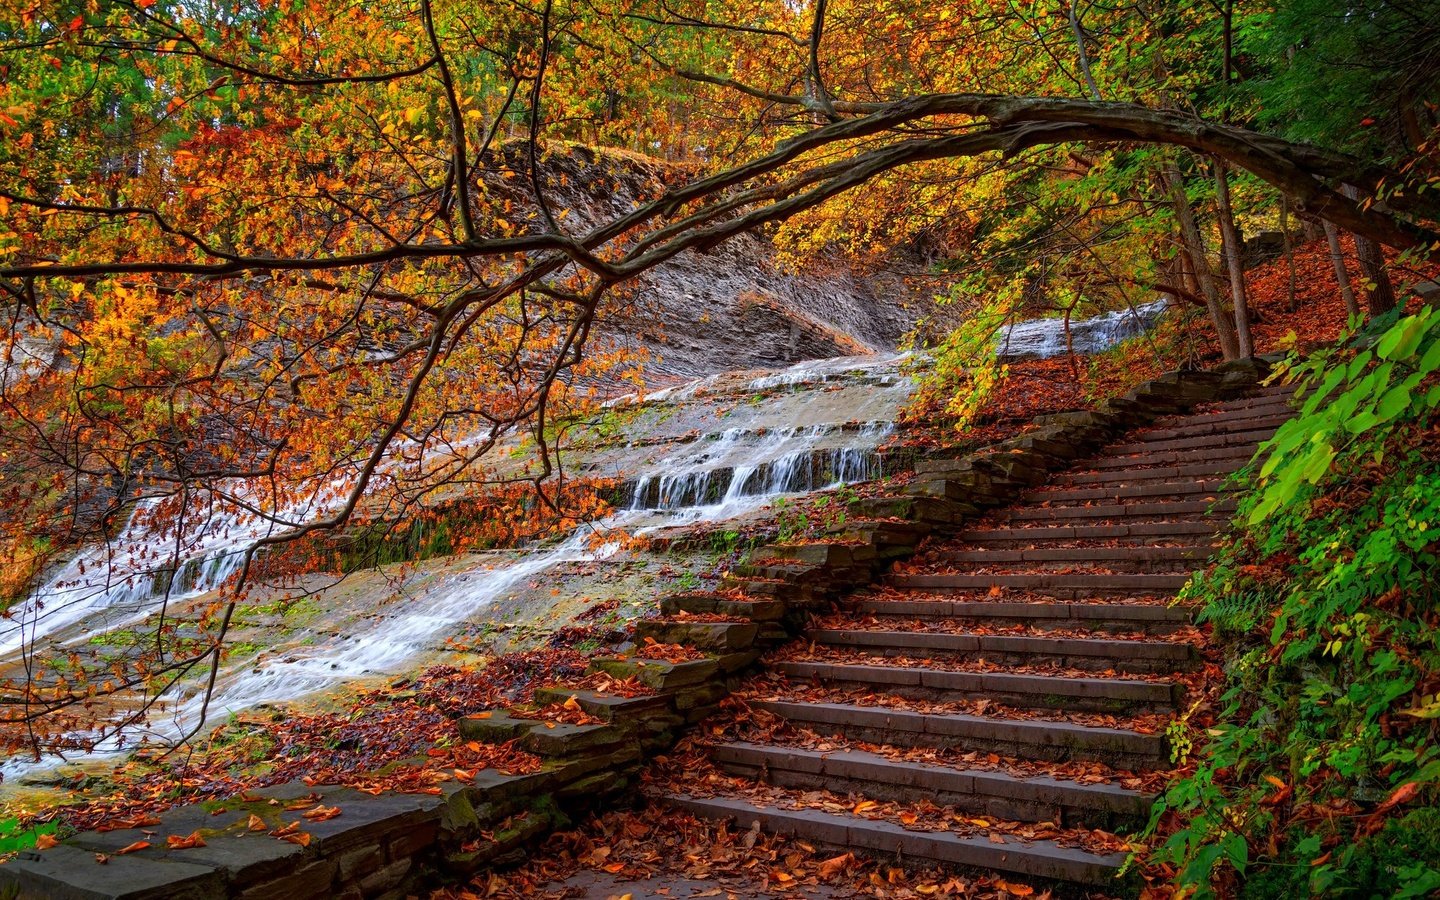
xmin=625 ymin=421 xmax=893 ymax=513
xmin=998 ymin=298 xmax=1171 ymax=361
xmin=0 ymin=488 xmax=333 ymax=660
xmin=0 ymin=352 xmax=914 ymax=783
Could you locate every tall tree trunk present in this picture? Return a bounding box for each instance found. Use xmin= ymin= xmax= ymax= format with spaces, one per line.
xmin=1342 ymin=184 xmax=1399 ymax=316
xmin=1165 ymin=162 xmax=1241 ymax=360
xmin=1213 ymin=161 xmax=1253 ymax=357
xmin=1323 ymin=219 xmax=1361 ymax=319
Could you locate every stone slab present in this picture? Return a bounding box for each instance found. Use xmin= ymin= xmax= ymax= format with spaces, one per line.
xmin=0 ymin=844 xmax=224 ymax=900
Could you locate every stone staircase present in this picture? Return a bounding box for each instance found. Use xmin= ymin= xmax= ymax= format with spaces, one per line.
xmin=658 ymin=383 xmax=1296 ymax=892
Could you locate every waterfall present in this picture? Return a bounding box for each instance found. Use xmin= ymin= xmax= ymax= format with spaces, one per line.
xmin=0 ymin=353 xmax=912 ymax=782
xmin=998 ymin=299 xmax=1170 ymax=361
xmin=626 ymin=421 xmax=893 ymax=513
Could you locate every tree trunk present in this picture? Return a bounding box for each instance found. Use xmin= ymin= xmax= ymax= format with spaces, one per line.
xmin=1213 ymin=160 xmax=1253 ymax=357
xmin=1323 ymin=219 xmax=1361 ymax=319
xmin=1281 ymin=195 xmax=1297 ymax=312
xmin=1165 ymin=162 xmax=1241 ymax=359
xmin=1342 ymin=184 xmax=1399 ymax=316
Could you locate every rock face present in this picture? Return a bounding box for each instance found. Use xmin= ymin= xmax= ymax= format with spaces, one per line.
xmin=483 ymin=144 xmax=919 ymax=381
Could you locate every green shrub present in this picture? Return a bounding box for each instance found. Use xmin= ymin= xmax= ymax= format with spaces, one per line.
xmin=1146 ymin=307 xmax=1440 ymax=897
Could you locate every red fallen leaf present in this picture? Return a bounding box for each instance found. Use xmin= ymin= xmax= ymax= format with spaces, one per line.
xmin=602 ymin=862 xmax=626 ymax=873
xmin=35 ymin=833 xmax=59 ymax=850
xmin=116 ymin=841 xmax=150 ymax=855
xmin=1375 ymin=781 xmax=1420 ymax=814
xmin=270 ymin=821 xmax=300 ymax=837
xmin=166 ymin=831 xmax=207 ymax=850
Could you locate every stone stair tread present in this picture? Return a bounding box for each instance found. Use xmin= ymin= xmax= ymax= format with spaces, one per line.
xmin=1105 ymin=426 xmax=1279 ymax=455
xmin=957 ymin=522 xmax=1220 ymax=541
xmin=663 ymin=793 xmax=1127 ymax=886
xmin=892 ymin=572 xmax=1193 ymax=591
xmin=753 ymin=699 xmax=1168 ymax=760
xmin=711 ymin=740 xmax=1154 ymax=804
xmin=1024 ymin=480 xmax=1231 ymax=503
xmin=996 ymin=500 xmax=1235 ymax=521
xmin=806 ymin=628 xmax=1196 ymax=660
xmin=850 ymin=598 xmax=1192 ymax=622
xmin=1084 ymin=447 xmax=1257 ymax=470
xmin=777 ymin=659 xmax=1182 ymax=704
xmin=1135 ymin=412 xmax=1291 ymax=440
xmin=1055 ymin=463 xmax=1247 ymax=486
xmin=934 ymin=545 xmax=1211 ymax=563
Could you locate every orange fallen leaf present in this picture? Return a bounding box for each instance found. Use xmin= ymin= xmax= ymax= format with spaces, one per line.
xmin=35 ymin=833 xmax=59 ymax=850
xmin=116 ymin=841 xmax=150 ymax=855
xmin=817 ymin=853 xmax=852 ymax=878
xmin=279 ymin=832 xmax=312 ymax=847
xmin=302 ymin=806 xmax=341 ymax=822
xmin=166 ymin=831 xmax=207 ymax=850
xmin=247 ymin=815 xmax=266 ymax=832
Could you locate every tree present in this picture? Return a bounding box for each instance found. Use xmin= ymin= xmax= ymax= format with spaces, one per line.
xmin=0 ymin=0 xmax=1436 ymax=756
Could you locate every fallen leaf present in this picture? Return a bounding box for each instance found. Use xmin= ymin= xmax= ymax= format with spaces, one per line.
xmin=35 ymin=833 xmax=59 ymax=850
xmin=116 ymin=841 xmax=150 ymax=855
xmin=301 ymin=806 xmax=341 ymax=822
xmin=166 ymin=831 xmax=207 ymax=850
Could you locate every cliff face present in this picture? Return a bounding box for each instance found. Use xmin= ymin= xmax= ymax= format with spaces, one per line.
xmin=483 ymin=144 xmax=919 ymax=382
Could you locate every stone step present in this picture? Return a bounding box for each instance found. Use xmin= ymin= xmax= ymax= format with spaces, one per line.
xmin=778 ymin=659 xmax=1184 ymax=712
xmin=1156 ymin=400 xmax=1293 ymax=423
xmin=934 ymin=545 xmax=1211 ymax=573
xmin=1085 ymin=446 xmax=1256 ymax=471
xmin=805 ymin=628 xmax=1197 ymax=673
xmin=849 ymin=598 xmax=1193 ymax=633
xmin=891 ymin=571 xmax=1194 ymax=595
xmin=1055 ymin=462 xmax=1246 ymax=486
xmin=957 ymin=521 xmax=1221 ymax=543
xmin=1106 ymin=426 xmax=1278 ymax=456
xmin=664 ymin=794 xmax=1128 ymax=887
xmin=1138 ymin=412 xmax=1290 ymax=441
xmin=710 ymin=741 xmax=1155 ymax=828
xmin=753 ymin=699 xmax=1170 ymax=769
xmin=1022 ymin=479 xmax=1230 ymax=505
xmin=995 ymin=499 xmax=1235 ymax=522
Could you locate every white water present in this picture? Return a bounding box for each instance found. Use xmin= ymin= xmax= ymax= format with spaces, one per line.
xmin=1 ymin=353 xmax=911 ymax=782
xmin=0 ymin=484 xmax=343 ymax=661
xmin=998 ymin=298 xmax=1170 ymax=361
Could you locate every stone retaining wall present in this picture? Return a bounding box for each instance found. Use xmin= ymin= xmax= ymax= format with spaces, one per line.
xmin=0 ymin=357 xmax=1276 ymax=899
